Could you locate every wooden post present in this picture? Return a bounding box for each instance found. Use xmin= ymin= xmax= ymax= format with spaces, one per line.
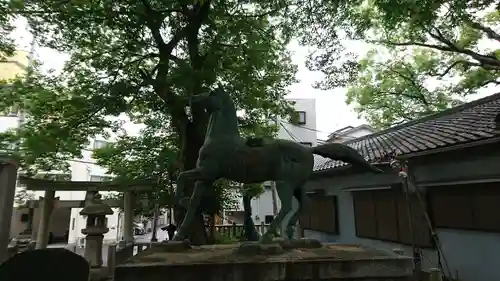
xmin=0 ymin=161 xmax=18 ymax=263
xmin=232 ymin=222 xmax=237 ymax=238
xmin=123 ymin=191 xmax=134 ymax=244
xmin=428 ymin=268 xmax=443 ymax=281
xmin=35 ymin=190 xmax=56 ymax=249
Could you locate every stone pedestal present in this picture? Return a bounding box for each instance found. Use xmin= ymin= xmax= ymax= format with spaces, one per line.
xmin=83 ymin=232 xmax=105 ymax=268
xmin=115 ymin=243 xmax=414 ymax=281
xmin=80 ymin=193 xmax=113 ymax=271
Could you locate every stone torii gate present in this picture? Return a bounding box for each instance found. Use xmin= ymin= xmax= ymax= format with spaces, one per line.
xmin=18 ymin=176 xmax=155 ymax=249
xmin=0 ymin=157 xmax=18 ymax=263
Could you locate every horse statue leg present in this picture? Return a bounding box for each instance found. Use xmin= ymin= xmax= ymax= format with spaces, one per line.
xmin=281 ymin=195 xmax=300 ymax=241
xmin=173 ymin=168 xmax=213 ymax=241
xmin=286 ymin=186 xmax=308 ymax=240
xmin=259 ymin=181 xmax=294 ymax=243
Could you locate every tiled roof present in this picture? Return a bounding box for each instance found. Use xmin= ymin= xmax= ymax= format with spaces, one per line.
xmin=314 ymin=93 xmax=500 ymax=172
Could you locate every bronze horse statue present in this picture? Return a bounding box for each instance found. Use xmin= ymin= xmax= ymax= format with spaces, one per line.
xmin=174 ymin=87 xmax=382 ymax=243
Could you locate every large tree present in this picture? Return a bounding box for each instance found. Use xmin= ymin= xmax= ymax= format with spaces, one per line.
xmin=299 ymin=0 xmax=499 ymax=128
xmin=1 ymin=0 xmax=298 ymax=244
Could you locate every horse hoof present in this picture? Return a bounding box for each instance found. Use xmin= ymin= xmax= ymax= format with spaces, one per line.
xmin=172 ymin=235 xmax=184 ymax=241
xmin=258 ymin=236 xmax=273 ymax=244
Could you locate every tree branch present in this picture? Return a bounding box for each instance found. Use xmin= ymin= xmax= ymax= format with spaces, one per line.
xmin=387 ymin=69 xmax=430 ymax=107
xmin=227 ymin=6 xmax=283 ymax=18
xmin=428 ymin=60 xmax=481 ymax=77
xmin=376 ymin=91 xmax=431 ymax=108
xmin=428 ymin=27 xmax=500 ymax=69
xmin=140 ymin=0 xmax=189 ymax=103
xmin=464 ymin=18 xmax=500 ymax=42
xmin=185 ymin=0 xmax=212 ymax=95
xmin=374 ymin=30 xmax=500 ymax=71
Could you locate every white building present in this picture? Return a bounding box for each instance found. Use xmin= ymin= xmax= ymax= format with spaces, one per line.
xmin=276 ymin=99 xmax=318 ymax=147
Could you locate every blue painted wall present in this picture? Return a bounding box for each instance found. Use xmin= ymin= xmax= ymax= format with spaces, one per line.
xmin=304 ymin=178 xmax=500 ymax=281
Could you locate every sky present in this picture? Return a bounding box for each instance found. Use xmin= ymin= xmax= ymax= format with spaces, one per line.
xmin=11 ymin=18 xmax=496 ymax=141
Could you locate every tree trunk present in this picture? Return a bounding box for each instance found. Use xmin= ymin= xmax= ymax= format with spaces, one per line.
xmin=174 ymin=109 xmax=208 ymax=245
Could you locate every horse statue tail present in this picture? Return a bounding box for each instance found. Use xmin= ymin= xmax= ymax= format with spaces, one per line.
xmin=311 ymin=143 xmax=383 ymax=173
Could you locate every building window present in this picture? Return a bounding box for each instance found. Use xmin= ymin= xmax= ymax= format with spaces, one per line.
xmin=71 ymin=218 xmax=76 ymax=230
xmin=429 ymin=183 xmax=500 ymax=232
xmin=290 ymin=111 xmax=306 ymax=125
xmin=93 ymin=140 xmax=108 ymax=149
xmin=352 ymin=188 xmax=432 ymax=247
xmin=299 ymin=193 xmax=339 ymax=234
xmin=300 ymin=142 xmax=312 ymax=147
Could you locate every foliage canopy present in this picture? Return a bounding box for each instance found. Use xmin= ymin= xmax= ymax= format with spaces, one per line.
xmin=299 ymin=0 xmax=500 ymax=128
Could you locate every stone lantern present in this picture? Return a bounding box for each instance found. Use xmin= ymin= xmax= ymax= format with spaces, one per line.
xmin=80 ymin=193 xmax=113 ymax=268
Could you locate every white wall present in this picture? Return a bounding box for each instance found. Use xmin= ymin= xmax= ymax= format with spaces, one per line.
xmin=250 ymin=188 xmax=281 ymax=224
xmin=277 ymin=98 xmax=317 ymax=145
xmin=0 ymin=116 xmax=19 ymax=133
xmin=303 ymin=178 xmax=500 ymax=281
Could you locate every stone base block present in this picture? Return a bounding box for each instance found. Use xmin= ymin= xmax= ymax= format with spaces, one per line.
xmin=149 ymin=239 xmax=191 ymax=253
xmin=116 ymin=243 xmax=413 ymax=281
xmin=235 ymin=241 xmax=284 ymax=255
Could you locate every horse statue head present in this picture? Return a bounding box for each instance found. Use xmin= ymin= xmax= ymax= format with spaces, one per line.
xmin=188 ymin=86 xmax=233 ymax=113
xmin=188 ymin=86 xmax=239 ymax=139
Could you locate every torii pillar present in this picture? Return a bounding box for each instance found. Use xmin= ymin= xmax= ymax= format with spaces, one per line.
xmin=35 ymin=191 xmax=58 ymax=249
xmin=123 ymin=191 xmax=135 ymax=244
xmin=0 ymin=159 xmax=19 ymax=263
